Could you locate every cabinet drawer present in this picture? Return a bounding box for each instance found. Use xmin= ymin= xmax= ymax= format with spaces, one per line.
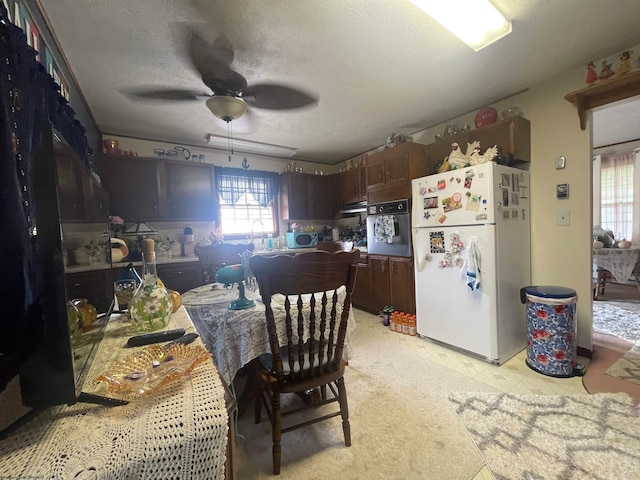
xmin=65 ymin=270 xmax=112 ymax=312
xmin=157 ymin=262 xmax=204 ymax=293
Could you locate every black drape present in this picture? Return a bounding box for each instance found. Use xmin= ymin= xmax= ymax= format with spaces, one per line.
xmin=0 ymin=4 xmax=90 ymax=365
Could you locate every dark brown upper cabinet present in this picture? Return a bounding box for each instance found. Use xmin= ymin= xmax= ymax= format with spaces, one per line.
xmin=96 ymin=155 xmax=216 ymax=222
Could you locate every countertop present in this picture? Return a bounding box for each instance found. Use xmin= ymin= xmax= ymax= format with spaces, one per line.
xmin=65 ymin=247 xmax=369 ymax=273
xmin=65 ymin=255 xmax=200 ymax=273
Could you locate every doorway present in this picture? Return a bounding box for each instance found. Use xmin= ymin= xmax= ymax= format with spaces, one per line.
xmin=591 ymin=95 xmax=640 ymax=346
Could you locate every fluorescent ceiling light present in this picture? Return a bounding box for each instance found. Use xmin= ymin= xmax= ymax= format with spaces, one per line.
xmin=410 ymin=0 xmax=512 ymax=51
xmin=207 ymin=134 xmax=297 ymax=158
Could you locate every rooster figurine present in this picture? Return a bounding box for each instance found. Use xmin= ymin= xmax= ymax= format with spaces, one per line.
xmin=469 ymin=145 xmax=499 ymax=165
xmin=447 ymin=140 xmax=480 ymax=169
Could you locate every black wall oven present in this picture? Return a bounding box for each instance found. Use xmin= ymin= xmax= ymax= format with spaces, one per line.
xmin=366 ymin=199 xmax=411 ymax=257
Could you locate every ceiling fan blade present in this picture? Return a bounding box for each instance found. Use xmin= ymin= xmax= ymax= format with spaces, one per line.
xmin=244 ymin=84 xmax=318 ymax=110
xmin=186 ymin=29 xmax=247 ymax=94
xmin=121 ymin=87 xmax=210 ymax=102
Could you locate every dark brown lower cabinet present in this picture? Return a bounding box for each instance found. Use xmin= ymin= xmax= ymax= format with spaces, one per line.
xmin=355 ymin=255 xmax=415 ymax=315
xmin=352 ymin=256 xmax=370 ymax=310
xmin=65 ymin=270 xmax=113 ymax=313
xmin=157 ymin=261 xmax=204 ymax=293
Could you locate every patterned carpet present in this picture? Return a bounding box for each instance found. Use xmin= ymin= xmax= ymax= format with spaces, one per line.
xmin=606 ymin=346 xmax=640 ymax=385
xmin=448 ymin=392 xmax=640 ymax=480
xmin=592 ymin=303 xmax=640 ymax=344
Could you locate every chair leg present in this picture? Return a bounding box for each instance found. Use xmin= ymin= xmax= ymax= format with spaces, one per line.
xmin=271 ymin=391 xmax=282 ymax=475
xmin=254 ymin=380 xmax=263 ymax=425
xmin=336 ymin=376 xmax=351 ymax=447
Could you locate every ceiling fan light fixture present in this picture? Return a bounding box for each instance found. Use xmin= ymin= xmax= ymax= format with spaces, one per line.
xmin=206 ymin=96 xmax=248 ymax=121
xmin=207 ymin=134 xmax=297 ymax=158
xmin=410 ymin=0 xmax=511 ymax=51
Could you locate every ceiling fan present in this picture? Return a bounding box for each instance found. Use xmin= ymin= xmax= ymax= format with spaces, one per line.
xmin=122 ymin=27 xmax=319 ymax=128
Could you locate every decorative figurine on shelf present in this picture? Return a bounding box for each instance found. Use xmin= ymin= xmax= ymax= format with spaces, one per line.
xmin=384 ymin=133 xmax=412 ymax=149
xmin=469 ymin=145 xmax=499 ymax=165
xmin=599 ymin=60 xmax=615 ymax=80
xmin=617 ymin=50 xmax=633 ymax=76
xmin=447 ymin=140 xmax=480 ymax=169
xmin=585 ymin=61 xmax=598 ymax=85
xmin=437 ymin=157 xmax=452 ymax=173
xmin=473 ymin=106 xmax=498 ymax=128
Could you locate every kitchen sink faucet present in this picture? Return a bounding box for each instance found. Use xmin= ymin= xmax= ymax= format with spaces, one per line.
xmin=251 ymin=219 xmax=265 ymax=251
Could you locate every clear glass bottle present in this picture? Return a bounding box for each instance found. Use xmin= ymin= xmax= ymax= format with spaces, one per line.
xmin=128 ymin=238 xmax=172 ymax=333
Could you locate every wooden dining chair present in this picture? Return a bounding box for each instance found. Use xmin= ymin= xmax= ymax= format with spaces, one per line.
xmin=248 ymin=250 xmax=360 ymax=475
xmin=194 ymin=243 xmax=254 ymax=284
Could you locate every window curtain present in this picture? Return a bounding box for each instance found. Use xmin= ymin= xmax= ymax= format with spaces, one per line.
xmin=592 ymin=154 xmax=601 ymax=227
xmin=214 ymin=167 xmax=280 ymax=207
xmin=634 ymin=149 xmax=640 ymax=246
xmin=1 ymin=4 xmax=90 ymax=357
xmin=596 ymin=151 xmax=639 ymax=245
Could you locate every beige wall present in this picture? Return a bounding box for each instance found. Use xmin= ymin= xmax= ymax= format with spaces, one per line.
xmin=413 ymin=65 xmax=594 ymax=350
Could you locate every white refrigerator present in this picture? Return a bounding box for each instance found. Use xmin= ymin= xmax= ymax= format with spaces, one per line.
xmin=411 ymin=162 xmax=531 ymax=364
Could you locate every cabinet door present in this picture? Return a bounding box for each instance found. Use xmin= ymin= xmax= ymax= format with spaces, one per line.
xmin=389 ymin=256 xmax=415 ymax=314
xmin=369 ymin=255 xmax=390 ymax=313
xmin=165 ymin=162 xmax=216 ymax=220
xmin=357 ymin=166 xmax=367 ymax=200
xmin=83 ymin=176 xmax=109 ymax=222
xmin=65 ymin=270 xmax=112 ymax=312
xmin=352 ymin=258 xmax=370 ymax=310
xmin=340 ymin=169 xmax=360 ymax=204
xmin=384 ymin=152 xmax=410 ymax=188
xmin=57 ymin=152 xmax=86 ymax=221
xmin=280 ymin=173 xmax=311 ymax=219
xmin=157 ymin=262 xmax=204 ymax=293
xmin=97 ymin=156 xmax=163 ymax=221
xmin=365 ymin=158 xmax=385 ymax=191
xmin=309 ymin=175 xmax=335 ymax=219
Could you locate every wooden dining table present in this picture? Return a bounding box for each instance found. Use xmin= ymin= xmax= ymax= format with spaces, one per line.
xmin=593 ymin=247 xmax=640 ymax=298
xmin=182 ymin=283 xmax=357 ymax=386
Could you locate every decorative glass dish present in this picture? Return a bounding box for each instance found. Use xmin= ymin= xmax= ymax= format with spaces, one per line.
xmin=94 ymin=344 xmax=210 ymax=396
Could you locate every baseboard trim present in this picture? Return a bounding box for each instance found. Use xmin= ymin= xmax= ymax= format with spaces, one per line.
xmin=577 ymin=346 xmax=592 ymax=359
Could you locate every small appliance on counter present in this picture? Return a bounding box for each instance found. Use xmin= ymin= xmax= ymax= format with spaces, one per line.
xmin=286 ymin=231 xmax=318 ymax=248
xmin=182 ymin=225 xmax=195 ymax=256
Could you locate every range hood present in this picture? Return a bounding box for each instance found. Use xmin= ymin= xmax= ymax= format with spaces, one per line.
xmin=339 ymin=201 xmax=367 ymax=215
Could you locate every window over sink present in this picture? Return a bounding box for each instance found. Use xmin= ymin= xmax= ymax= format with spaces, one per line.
xmin=215 ymin=167 xmax=279 ymax=236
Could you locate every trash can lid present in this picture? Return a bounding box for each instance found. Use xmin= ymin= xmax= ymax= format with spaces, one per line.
xmin=522 ymin=285 xmax=576 ymax=299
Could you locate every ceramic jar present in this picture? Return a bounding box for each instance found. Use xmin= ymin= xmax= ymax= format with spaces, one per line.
xmin=474 ymin=107 xmax=498 ymax=128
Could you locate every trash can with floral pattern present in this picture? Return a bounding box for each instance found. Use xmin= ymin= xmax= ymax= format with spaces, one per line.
xmin=519 ymin=286 xmax=584 ymax=377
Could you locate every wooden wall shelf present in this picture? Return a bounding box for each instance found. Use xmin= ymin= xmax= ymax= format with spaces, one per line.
xmin=565 ymin=70 xmax=640 ymax=130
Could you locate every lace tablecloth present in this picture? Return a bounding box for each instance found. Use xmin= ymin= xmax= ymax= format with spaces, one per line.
xmin=593 ymin=248 xmax=640 ymax=283
xmin=183 ymin=284 xmax=356 ymax=385
xmin=0 ymin=307 xmax=229 ymax=479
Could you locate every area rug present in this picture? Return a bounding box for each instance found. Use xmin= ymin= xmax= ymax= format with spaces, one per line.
xmin=593 ymin=303 xmax=640 ymax=344
xmin=605 ymin=346 xmax=640 ymax=386
xmin=447 ymin=392 xmax=640 ymax=480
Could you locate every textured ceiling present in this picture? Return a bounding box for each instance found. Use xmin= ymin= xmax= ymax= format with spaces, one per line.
xmin=38 ymin=0 xmax=640 ymax=164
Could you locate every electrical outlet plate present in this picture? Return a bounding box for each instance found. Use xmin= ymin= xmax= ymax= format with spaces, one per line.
xmin=557 ymin=210 xmax=570 ymax=226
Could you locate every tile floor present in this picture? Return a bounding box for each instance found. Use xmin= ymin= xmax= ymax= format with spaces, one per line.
xmin=353 ymin=309 xmax=589 ymax=480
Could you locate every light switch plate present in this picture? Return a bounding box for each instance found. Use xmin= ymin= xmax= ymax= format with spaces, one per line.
xmin=555 ymin=156 xmax=566 ymax=169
